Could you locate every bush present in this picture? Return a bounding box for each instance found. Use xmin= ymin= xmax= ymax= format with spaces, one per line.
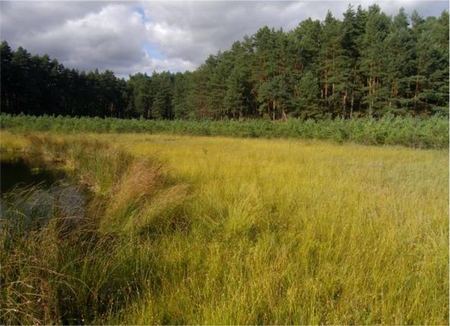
xmin=1 ymin=114 xmax=448 ymax=149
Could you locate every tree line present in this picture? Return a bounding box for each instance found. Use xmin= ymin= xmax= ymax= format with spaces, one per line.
xmin=1 ymin=5 xmax=448 ymax=120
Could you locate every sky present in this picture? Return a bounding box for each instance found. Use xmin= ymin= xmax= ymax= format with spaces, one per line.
xmin=1 ymin=1 xmax=448 ymax=78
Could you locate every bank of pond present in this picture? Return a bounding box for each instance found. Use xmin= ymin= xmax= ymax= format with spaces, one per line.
xmin=0 ymin=137 xmax=173 ymax=324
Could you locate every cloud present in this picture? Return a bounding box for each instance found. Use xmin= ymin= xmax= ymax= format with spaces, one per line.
xmin=142 ymin=1 xmax=309 ymax=66
xmin=0 ymin=1 xmax=107 ymax=42
xmin=1 ymin=2 xmax=148 ymax=76
xmin=141 ymin=0 xmax=449 ymax=69
xmin=1 ymin=1 xmax=448 ymax=77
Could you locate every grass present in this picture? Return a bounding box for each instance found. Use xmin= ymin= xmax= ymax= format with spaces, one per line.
xmin=110 ymin=134 xmax=448 ymax=324
xmin=1 ymin=113 xmax=448 ymax=149
xmin=0 ymin=133 xmax=190 ymax=324
xmin=1 ymin=131 xmax=448 ymax=324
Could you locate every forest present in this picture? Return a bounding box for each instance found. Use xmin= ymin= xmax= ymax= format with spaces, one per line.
xmin=1 ymin=5 xmax=449 ymax=120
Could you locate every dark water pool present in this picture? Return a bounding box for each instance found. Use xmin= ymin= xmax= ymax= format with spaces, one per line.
xmin=1 ymin=156 xmax=64 ymax=193
xmin=1 ymin=154 xmax=86 ymax=226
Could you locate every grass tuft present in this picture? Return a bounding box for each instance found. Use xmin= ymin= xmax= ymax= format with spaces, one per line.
xmin=0 ymin=135 xmax=190 ymax=324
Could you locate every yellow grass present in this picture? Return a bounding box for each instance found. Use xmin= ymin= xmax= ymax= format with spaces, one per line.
xmin=0 ymin=130 xmax=30 ymax=152
xmin=1 ymin=131 xmax=448 ymax=324
xmin=100 ymin=134 xmax=448 ymax=325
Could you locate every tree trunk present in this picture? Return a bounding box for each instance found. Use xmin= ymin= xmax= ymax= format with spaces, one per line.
xmin=342 ymin=90 xmax=347 ymax=118
xmin=272 ymin=99 xmax=276 ymax=120
xmin=281 ymin=109 xmax=287 ymax=122
xmin=350 ymin=94 xmax=354 ymax=119
xmin=324 ymin=57 xmax=328 ymax=100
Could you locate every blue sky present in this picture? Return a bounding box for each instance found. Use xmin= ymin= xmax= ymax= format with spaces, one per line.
xmin=1 ymin=1 xmax=448 ymax=78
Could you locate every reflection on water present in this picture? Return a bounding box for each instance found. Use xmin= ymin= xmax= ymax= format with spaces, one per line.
xmin=0 ymin=154 xmax=86 ymax=231
xmin=1 ymin=155 xmax=65 ymax=193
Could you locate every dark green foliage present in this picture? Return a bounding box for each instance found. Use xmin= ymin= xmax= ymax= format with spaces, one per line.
xmin=0 ymin=7 xmax=448 ymax=121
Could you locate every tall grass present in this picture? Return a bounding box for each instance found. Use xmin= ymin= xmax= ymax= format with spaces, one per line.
xmin=1 ymin=113 xmax=448 ymax=149
xmin=1 ymin=132 xmax=448 ymax=324
xmin=0 ymin=135 xmax=189 ymax=324
xmin=108 ymin=134 xmax=448 ymax=325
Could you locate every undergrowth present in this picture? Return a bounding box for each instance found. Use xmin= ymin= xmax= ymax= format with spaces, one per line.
xmin=1 ymin=113 xmax=448 ymax=149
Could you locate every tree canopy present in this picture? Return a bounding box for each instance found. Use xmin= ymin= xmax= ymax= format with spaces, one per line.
xmin=1 ymin=6 xmax=448 ymax=120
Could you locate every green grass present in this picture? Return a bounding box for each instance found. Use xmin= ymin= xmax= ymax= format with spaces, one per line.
xmin=1 ymin=131 xmax=448 ymax=324
xmin=1 ymin=113 xmax=448 ymax=149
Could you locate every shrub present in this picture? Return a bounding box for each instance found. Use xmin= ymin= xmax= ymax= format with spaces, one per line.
xmin=0 ymin=114 xmax=448 ymax=149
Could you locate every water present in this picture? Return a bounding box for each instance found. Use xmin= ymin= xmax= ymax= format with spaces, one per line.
xmin=1 ymin=155 xmax=65 ymax=193
xmin=1 ymin=154 xmax=91 ymax=325
xmin=0 ymin=154 xmax=86 ymax=230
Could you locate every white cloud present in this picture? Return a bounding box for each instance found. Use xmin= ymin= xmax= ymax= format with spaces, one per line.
xmin=1 ymin=1 xmax=448 ymax=77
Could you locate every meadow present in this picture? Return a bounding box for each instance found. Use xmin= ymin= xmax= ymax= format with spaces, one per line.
xmin=0 ymin=130 xmax=448 ymax=324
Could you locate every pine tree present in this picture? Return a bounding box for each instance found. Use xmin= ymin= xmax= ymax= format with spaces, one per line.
xmin=1 ymin=41 xmax=14 ymax=113
xmin=223 ymin=40 xmax=258 ymax=119
xmin=172 ymin=72 xmax=192 ymax=119
xmin=151 ymin=71 xmax=174 ymax=119
xmin=359 ymin=4 xmax=391 ymax=116
xmin=127 ymin=73 xmax=152 ymax=118
xmin=318 ymin=11 xmax=348 ymax=117
xmin=413 ymin=13 xmax=449 ymax=115
xmin=383 ymin=8 xmax=416 ymax=115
